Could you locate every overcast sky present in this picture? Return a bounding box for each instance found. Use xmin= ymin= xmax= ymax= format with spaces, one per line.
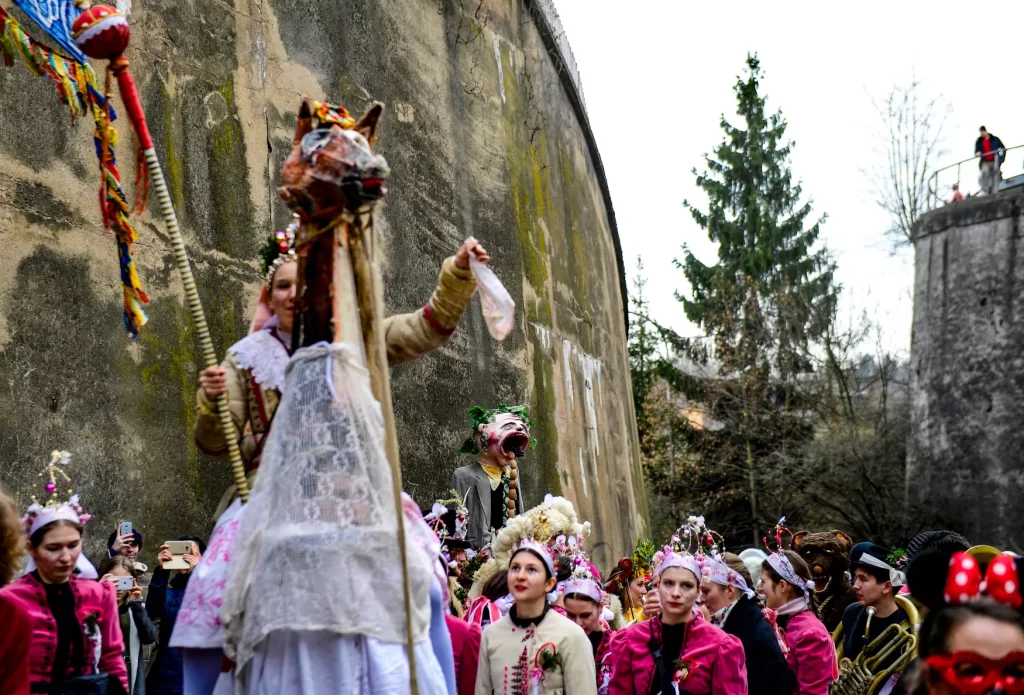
xmin=555 ymin=0 xmax=1024 ymax=357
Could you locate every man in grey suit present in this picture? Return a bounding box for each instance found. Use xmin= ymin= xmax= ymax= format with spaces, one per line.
xmin=450 ymin=404 xmax=534 ymax=549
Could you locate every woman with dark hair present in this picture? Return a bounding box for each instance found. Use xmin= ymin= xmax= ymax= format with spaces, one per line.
xmin=465 ymin=569 xmax=508 ymax=628
xmin=608 ymin=544 xmax=747 ymax=695
xmin=147 ymin=537 xmax=205 ymax=695
xmin=563 ymin=563 xmax=616 ymax=694
xmin=703 ymin=552 xmax=794 ymax=695
xmin=98 ymin=556 xmax=157 ymax=695
xmin=760 ymin=549 xmax=836 ymax=695
xmin=4 ymin=452 xmax=128 ymax=695
xmin=0 ymin=485 xmax=31 ymax=695
xmin=476 ymin=542 xmax=597 ymax=694
xmin=912 ymin=600 xmax=1024 ymax=695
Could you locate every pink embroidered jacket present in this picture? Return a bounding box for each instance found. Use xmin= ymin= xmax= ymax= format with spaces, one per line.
xmin=4 ymin=574 xmax=128 ymax=692
xmin=780 ymin=611 xmax=837 ymax=695
xmin=608 ymin=616 xmax=747 ymax=695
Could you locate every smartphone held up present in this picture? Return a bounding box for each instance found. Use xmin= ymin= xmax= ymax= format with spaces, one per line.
xmin=161 ymin=540 xmax=194 ymax=571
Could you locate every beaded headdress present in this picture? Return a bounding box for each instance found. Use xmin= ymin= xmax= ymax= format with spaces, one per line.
xmin=764 ymin=516 xmax=815 ymax=597
xmin=21 ymin=450 xmax=91 ymax=537
xmin=691 ymin=517 xmax=754 ymax=598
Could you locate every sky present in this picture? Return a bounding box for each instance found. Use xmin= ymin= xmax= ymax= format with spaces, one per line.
xmin=554 ymin=0 xmax=1024 ymax=357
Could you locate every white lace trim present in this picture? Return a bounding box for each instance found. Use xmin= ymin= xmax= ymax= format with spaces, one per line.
xmin=228 ymin=330 xmax=289 ymax=390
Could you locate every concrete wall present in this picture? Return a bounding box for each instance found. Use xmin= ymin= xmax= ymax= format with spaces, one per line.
xmin=909 ymin=191 xmax=1024 ymax=547
xmin=0 ymin=0 xmax=646 ymax=572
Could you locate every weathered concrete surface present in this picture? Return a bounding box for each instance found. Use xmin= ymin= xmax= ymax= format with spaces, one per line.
xmin=909 ymin=191 xmax=1024 ymax=547
xmin=0 ymin=0 xmax=645 ymax=571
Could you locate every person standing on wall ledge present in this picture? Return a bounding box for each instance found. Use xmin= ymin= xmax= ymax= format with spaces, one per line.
xmin=975 ymin=126 xmax=1006 ymax=195
xmin=451 ymin=404 xmax=536 ymax=549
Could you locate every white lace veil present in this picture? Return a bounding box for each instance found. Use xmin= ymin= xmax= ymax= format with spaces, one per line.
xmin=221 ymin=343 xmax=434 ymax=670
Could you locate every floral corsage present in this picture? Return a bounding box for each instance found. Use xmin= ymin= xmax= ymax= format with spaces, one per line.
xmin=673 ymin=658 xmax=697 ymax=686
xmin=530 ymin=642 xmax=562 ymax=687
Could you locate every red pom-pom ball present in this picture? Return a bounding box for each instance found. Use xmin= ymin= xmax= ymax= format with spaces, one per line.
xmin=72 ymin=5 xmax=130 ymax=60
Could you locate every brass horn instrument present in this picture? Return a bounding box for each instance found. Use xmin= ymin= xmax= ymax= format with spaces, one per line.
xmin=830 ymin=595 xmax=921 ymax=695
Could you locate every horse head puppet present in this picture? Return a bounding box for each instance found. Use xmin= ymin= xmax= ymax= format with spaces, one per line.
xmin=278 ymin=99 xmax=390 ymax=222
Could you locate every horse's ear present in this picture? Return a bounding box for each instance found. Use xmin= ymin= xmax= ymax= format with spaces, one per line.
xmin=356 ymin=103 xmax=384 ymax=147
xmin=292 ymin=99 xmax=313 ymax=146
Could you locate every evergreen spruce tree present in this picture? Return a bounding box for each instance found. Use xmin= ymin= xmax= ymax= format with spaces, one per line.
xmin=672 ymin=54 xmax=837 ymax=545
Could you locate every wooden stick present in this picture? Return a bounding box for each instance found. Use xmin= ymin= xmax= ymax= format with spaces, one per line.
xmin=348 ymin=214 xmax=419 ymax=693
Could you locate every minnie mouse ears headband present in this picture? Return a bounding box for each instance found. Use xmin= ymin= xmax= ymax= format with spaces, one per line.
xmin=908 ymin=546 xmax=1024 ymax=612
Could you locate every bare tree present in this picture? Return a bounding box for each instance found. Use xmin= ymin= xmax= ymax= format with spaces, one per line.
xmin=866 ymin=79 xmax=952 ymax=249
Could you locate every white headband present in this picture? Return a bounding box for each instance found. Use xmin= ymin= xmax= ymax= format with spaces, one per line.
xmin=854 ymin=552 xmax=906 ymax=587
xmin=654 ymin=548 xmax=702 ymax=581
xmin=704 ymin=556 xmax=755 ymax=599
xmin=563 ymin=576 xmax=603 ymax=604
xmin=23 ymin=494 xmax=88 ymax=539
xmin=767 ymin=552 xmax=815 ymax=597
xmin=512 ymin=539 xmax=556 ymax=577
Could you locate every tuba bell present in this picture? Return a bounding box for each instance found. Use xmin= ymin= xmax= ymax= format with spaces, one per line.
xmin=830 ymin=595 xmax=921 ymax=695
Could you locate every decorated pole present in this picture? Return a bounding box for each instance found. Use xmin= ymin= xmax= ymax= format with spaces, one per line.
xmin=67 ymin=3 xmax=251 ymax=501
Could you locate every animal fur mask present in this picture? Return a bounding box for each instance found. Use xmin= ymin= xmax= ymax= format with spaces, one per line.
xmin=792 ymin=529 xmax=854 ymax=595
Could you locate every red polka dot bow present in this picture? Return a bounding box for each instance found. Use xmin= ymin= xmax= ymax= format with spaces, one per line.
xmin=944 ymin=552 xmax=1022 ymax=609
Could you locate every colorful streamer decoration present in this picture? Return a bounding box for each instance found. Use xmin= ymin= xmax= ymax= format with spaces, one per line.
xmin=0 ymin=6 xmax=149 ymax=336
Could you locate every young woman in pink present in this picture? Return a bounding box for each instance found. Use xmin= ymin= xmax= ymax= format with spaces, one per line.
xmin=5 ymin=454 xmax=128 ymax=695
xmin=760 ymin=550 xmax=837 ymax=695
xmin=608 ymin=547 xmax=747 ymax=695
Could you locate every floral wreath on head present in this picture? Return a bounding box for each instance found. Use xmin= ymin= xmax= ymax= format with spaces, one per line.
xmin=258 ymin=216 xmax=299 ymax=283
xmin=423 ymin=489 xmax=471 ymax=567
xmin=459 ymin=404 xmax=537 ymax=455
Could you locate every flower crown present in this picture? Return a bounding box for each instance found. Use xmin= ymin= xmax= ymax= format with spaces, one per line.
xmin=424 ymin=490 xmax=469 ymax=544
xmin=21 ymin=450 xmax=91 ymax=536
xmin=259 ymin=216 xmax=299 ymax=283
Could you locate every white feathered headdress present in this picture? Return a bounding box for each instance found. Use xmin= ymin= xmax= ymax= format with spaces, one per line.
xmin=469 ymin=494 xmax=591 ymax=598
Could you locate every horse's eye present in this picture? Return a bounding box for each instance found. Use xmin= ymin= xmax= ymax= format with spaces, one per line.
xmin=301 ymin=129 xmax=333 ymax=156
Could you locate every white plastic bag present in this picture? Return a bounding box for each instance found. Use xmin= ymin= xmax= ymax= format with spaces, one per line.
xmin=470 ymin=254 xmax=515 ymax=341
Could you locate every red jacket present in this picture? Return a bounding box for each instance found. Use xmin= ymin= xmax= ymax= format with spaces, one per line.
xmin=4 ymin=574 xmax=129 ymax=693
xmin=0 ymin=591 xmax=31 ymax=695
xmin=780 ymin=611 xmax=837 ymax=695
xmin=608 ymin=616 xmax=748 ymax=695
xmin=445 ymin=614 xmax=481 ymax=695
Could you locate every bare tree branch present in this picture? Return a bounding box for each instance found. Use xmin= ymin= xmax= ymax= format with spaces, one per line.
xmin=864 ymin=78 xmax=952 ymax=249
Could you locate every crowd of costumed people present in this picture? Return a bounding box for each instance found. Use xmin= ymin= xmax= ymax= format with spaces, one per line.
xmin=3 ymin=434 xmax=1024 ymax=695
xmin=0 ymin=54 xmax=1017 ymax=694
xmin=0 ymin=217 xmax=1022 ymax=695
